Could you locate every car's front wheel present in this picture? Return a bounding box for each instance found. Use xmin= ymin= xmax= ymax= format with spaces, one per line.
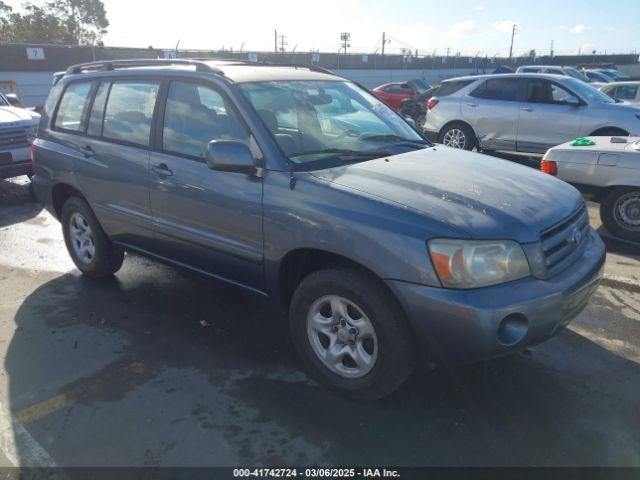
xmin=61 ymin=196 xmax=125 ymax=277
xmin=600 ymin=187 xmax=640 ymax=241
xmin=289 ymin=268 xmax=415 ymax=400
xmin=438 ymin=123 xmax=476 ymax=150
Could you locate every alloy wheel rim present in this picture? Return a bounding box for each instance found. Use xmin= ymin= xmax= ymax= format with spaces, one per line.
xmin=443 ymin=128 xmax=466 ymax=149
xmin=614 ymin=193 xmax=640 ymax=231
xmin=306 ymin=295 xmax=378 ymax=379
xmin=69 ymin=212 xmax=96 ymax=264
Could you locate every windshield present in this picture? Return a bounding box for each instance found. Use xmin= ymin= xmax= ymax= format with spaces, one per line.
xmin=564 ymin=78 xmax=616 ymax=104
xmin=0 ymin=94 xmax=9 ymax=106
xmin=588 ymin=71 xmax=614 ymax=82
xmin=563 ymin=67 xmax=591 ymax=83
xmin=239 ymin=80 xmax=427 ymax=169
xmin=409 ymin=79 xmax=432 ymax=93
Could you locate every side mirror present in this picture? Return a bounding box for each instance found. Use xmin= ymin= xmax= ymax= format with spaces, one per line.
xmin=563 ymin=96 xmax=581 ymax=107
xmin=5 ymin=93 xmax=21 ymax=107
xmin=206 ymin=140 xmax=257 ymax=175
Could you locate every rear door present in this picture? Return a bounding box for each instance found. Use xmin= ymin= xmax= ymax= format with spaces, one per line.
xmin=149 ymin=79 xmax=264 ymax=289
xmin=461 ymin=77 xmax=521 ymax=151
xmin=517 ymin=78 xmax=583 ymax=153
xmin=76 ymin=78 xmax=160 ymax=249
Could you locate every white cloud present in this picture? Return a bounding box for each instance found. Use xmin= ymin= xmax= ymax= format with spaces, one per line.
xmin=581 ymin=43 xmax=596 ymax=53
xmin=494 ymin=20 xmax=518 ymax=34
xmin=570 ymin=24 xmax=587 ymax=34
xmin=442 ymin=20 xmax=478 ymax=39
xmin=474 ymin=5 xmax=484 ymax=11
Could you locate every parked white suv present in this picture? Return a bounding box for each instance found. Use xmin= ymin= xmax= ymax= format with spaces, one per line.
xmin=0 ymin=92 xmax=40 ymax=180
xmin=424 ymin=73 xmax=640 ymax=154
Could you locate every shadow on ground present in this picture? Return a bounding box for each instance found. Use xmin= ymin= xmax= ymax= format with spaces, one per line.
xmin=0 ymin=177 xmax=43 ymax=228
xmin=4 ymin=255 xmax=640 ymax=466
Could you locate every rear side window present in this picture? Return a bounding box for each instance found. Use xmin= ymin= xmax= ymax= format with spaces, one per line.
xmin=471 ymin=78 xmax=520 ymax=101
xmin=54 ymin=82 xmax=93 ymax=132
xmin=436 ymin=80 xmax=473 ymax=97
xmin=385 ymin=84 xmax=411 ymax=94
xmin=102 ymin=81 xmax=160 ymax=146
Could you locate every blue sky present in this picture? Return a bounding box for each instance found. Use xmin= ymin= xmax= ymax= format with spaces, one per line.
xmin=5 ymin=0 xmax=640 ymax=56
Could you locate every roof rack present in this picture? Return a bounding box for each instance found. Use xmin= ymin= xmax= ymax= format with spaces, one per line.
xmin=193 ymin=58 xmax=336 ymax=75
xmin=65 ymin=59 xmax=224 ymax=75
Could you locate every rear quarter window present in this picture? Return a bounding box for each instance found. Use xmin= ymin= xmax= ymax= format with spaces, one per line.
xmin=436 ymin=80 xmax=473 ymax=97
xmin=54 ymin=81 xmax=94 ymax=132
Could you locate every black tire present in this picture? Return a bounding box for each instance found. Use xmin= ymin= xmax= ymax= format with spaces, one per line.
xmin=61 ymin=196 xmax=125 ymax=277
xmin=600 ymin=187 xmax=640 ymax=241
xmin=289 ymin=267 xmax=415 ymax=400
xmin=438 ymin=122 xmax=476 ymax=150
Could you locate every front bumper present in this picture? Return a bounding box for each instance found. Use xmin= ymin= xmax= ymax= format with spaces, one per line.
xmin=0 ymin=147 xmax=31 ymax=179
xmin=386 ymin=229 xmax=606 ymax=363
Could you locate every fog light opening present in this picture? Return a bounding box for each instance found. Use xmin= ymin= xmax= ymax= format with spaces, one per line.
xmin=497 ymin=313 xmax=529 ymax=346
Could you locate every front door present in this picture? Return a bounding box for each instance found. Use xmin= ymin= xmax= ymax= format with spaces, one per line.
xmin=517 ymin=78 xmax=583 ymax=153
xmin=149 ymin=80 xmax=264 ymax=290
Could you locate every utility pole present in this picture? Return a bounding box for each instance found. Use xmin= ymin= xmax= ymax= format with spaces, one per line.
xmin=274 ymin=30 xmax=278 ymax=53
xmin=508 ymin=24 xmax=517 ymax=60
xmin=340 ymin=32 xmax=351 ymax=54
xmin=550 ymin=39 xmax=554 ymax=58
xmin=381 ymin=32 xmax=390 ymax=56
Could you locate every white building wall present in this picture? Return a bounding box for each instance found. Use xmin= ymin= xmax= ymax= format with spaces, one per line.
xmin=0 ymin=72 xmax=55 ymax=108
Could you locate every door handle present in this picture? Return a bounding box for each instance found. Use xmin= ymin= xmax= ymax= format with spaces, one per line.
xmin=151 ymin=163 xmax=173 ymax=177
xmin=521 ymin=107 xmax=535 ymax=112
xmin=467 ymin=103 xmax=479 ymax=108
xmin=81 ymin=145 xmax=95 ymax=158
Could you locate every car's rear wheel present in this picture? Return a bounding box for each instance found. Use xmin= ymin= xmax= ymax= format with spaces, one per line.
xmin=289 ymin=268 xmax=415 ymax=400
xmin=600 ymin=187 xmax=640 ymax=241
xmin=61 ymin=196 xmax=125 ymax=277
xmin=438 ymin=123 xmax=476 ymax=150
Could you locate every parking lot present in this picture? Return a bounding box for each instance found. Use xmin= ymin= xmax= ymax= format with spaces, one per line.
xmin=0 ymin=173 xmax=639 ymax=468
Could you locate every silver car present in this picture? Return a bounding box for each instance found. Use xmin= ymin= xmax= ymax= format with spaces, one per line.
xmin=424 ymin=73 xmax=640 ymax=154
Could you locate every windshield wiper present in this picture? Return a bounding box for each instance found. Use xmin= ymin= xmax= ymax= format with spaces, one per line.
xmin=360 ymin=134 xmax=427 ymax=145
xmin=288 ymin=148 xmax=392 ymax=159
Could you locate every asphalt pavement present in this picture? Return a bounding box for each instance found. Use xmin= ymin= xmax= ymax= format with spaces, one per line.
xmin=0 ymin=175 xmax=639 ymax=467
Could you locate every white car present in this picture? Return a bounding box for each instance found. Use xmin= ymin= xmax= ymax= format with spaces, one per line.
xmin=0 ymin=92 xmax=40 ymax=180
xmin=542 ymin=136 xmax=640 ymax=241
xmin=599 ymin=82 xmax=640 ymax=105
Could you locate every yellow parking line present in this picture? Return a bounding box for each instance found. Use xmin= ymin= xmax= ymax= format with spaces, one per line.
xmin=15 ymin=393 xmax=73 ymax=425
xmin=14 ymin=361 xmax=147 ymax=425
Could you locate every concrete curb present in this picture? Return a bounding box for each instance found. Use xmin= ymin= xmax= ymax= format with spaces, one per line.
xmin=601 ymin=273 xmax=640 ymax=294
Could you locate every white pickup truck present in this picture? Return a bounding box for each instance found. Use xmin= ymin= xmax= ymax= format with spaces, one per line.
xmin=0 ymin=92 xmax=40 ymax=181
xmin=542 ymin=136 xmax=640 ymax=241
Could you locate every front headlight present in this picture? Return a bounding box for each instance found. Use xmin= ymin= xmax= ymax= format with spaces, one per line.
xmin=25 ymin=125 xmax=38 ymax=142
xmin=428 ymin=239 xmax=531 ymax=289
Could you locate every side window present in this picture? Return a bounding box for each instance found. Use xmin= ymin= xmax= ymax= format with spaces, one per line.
xmin=386 ymin=84 xmax=411 ymax=94
xmin=102 ymin=81 xmax=159 ymax=146
xmin=550 ymin=83 xmax=575 ymax=103
xmin=471 ymin=78 xmax=520 ymax=101
xmin=613 ymin=85 xmax=638 ymax=100
xmin=524 ymin=79 xmax=552 ymax=103
xmin=436 ymin=80 xmax=472 ymax=96
xmin=162 ymin=81 xmax=248 ymax=159
xmin=54 ymin=81 xmax=93 ymax=132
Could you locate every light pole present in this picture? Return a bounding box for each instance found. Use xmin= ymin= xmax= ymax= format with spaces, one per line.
xmin=508 ymin=24 xmax=517 ymax=61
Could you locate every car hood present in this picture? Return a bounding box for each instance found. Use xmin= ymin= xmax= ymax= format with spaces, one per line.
xmin=0 ymin=106 xmax=40 ymax=124
xmin=310 ymin=147 xmax=583 ymax=243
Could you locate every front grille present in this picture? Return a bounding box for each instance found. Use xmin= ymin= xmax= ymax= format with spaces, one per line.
xmin=541 ymin=204 xmax=590 ymax=277
xmin=0 ymin=127 xmax=28 ymax=149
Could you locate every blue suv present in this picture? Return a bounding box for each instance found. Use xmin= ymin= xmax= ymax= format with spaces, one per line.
xmin=32 ymin=59 xmax=606 ymax=399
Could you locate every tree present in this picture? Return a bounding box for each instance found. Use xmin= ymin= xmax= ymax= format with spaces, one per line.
xmin=47 ymin=0 xmax=109 ymax=44
xmin=0 ymin=0 xmax=108 ymax=44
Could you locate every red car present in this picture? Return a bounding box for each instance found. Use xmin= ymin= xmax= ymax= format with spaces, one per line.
xmin=372 ymin=79 xmax=432 ymax=111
